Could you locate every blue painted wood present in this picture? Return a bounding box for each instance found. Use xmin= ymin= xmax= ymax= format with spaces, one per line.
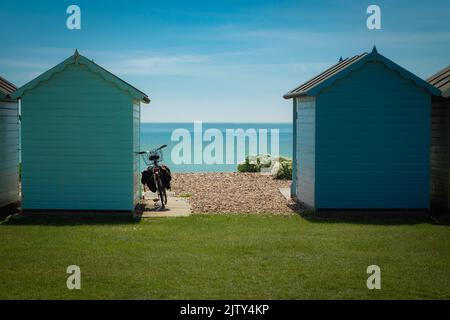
xmin=20 ymin=63 xmax=141 ymax=211
xmin=313 ymin=61 xmax=431 ymax=209
xmin=296 ymin=96 xmax=316 ymax=208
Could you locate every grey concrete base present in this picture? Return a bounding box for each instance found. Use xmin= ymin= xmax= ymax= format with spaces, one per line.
xmin=279 ymin=188 xmax=291 ymax=201
xmin=136 ymin=191 xmax=192 ymax=218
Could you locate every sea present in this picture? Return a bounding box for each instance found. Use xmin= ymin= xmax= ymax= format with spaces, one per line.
xmin=140 ymin=123 xmax=293 ymax=172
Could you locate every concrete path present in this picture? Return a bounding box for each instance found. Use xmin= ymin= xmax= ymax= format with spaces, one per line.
xmin=279 ymin=187 xmax=291 ymax=201
xmin=136 ymin=191 xmax=192 ymax=218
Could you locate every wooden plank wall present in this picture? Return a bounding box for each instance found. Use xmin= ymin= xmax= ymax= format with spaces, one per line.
xmin=296 ymin=96 xmax=316 ymax=208
xmin=21 ymin=64 xmax=135 ymax=211
xmin=0 ymin=100 xmax=19 ymax=207
xmin=315 ymin=61 xmax=430 ymax=209
xmin=430 ymin=96 xmax=450 ymax=211
xmin=133 ymin=100 xmax=141 ymax=207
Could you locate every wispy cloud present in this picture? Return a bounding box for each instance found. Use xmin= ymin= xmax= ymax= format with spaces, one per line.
xmin=0 ymin=59 xmax=51 ymax=70
xmin=107 ymin=54 xmax=331 ymax=78
xmin=1 ymin=44 xmax=333 ymax=81
xmin=121 ymin=55 xmax=211 ymax=68
xmin=220 ymin=25 xmax=450 ymax=45
xmin=4 ymin=24 xmax=449 ymax=83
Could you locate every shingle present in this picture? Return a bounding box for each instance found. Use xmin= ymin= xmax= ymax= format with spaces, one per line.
xmin=284 ymin=53 xmax=368 ymax=98
xmin=428 ymin=66 xmax=450 ymax=97
xmin=0 ymin=76 xmax=17 ymax=96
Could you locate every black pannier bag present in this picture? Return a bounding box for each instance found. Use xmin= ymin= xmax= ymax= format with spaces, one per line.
xmin=159 ymin=164 xmax=172 ymax=190
xmin=141 ymin=168 xmax=157 ymax=192
xmin=141 ymin=164 xmax=172 ymax=192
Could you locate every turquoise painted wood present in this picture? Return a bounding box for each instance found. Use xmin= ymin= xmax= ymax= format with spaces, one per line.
xmin=0 ymin=100 xmax=19 ymax=207
xmin=16 ymin=53 xmax=149 ymax=212
xmin=133 ymin=100 xmax=141 ymax=204
xmin=292 ymin=58 xmax=433 ymax=210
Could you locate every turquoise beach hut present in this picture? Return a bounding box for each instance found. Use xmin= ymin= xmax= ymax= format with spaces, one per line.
xmin=12 ymin=50 xmax=150 ymax=212
xmin=0 ymin=76 xmax=19 ymax=209
xmin=284 ymin=47 xmax=440 ymax=211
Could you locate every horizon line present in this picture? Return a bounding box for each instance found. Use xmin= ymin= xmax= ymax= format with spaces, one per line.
xmin=140 ymin=121 xmax=292 ymax=124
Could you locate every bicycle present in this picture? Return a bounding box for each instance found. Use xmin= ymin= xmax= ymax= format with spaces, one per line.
xmin=138 ymin=144 xmax=168 ymax=209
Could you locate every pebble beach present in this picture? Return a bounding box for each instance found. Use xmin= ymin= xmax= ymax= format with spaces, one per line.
xmin=171 ymin=172 xmax=295 ymax=215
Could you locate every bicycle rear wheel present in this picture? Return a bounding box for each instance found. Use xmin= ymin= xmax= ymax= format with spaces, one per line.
xmin=156 ymin=176 xmax=167 ymax=208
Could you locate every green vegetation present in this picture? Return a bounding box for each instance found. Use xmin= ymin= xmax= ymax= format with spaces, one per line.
xmin=273 ymin=157 xmax=293 ymax=180
xmin=237 ymin=155 xmax=292 ymax=180
xmin=1 ymin=214 xmax=449 ymax=299
xmin=237 ymin=156 xmax=269 ymax=173
xmin=179 ymin=193 xmax=192 ymax=198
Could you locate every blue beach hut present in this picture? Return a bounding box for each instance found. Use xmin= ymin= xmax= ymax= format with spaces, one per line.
xmin=284 ymin=47 xmax=440 ymax=211
xmin=12 ymin=50 xmax=150 ymax=212
xmin=0 ymin=76 xmax=19 ymax=209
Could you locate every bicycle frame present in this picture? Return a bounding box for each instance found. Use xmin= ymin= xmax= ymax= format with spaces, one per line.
xmin=138 ymin=145 xmax=168 ymax=209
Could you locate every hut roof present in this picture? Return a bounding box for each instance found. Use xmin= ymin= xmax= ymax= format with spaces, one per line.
xmin=284 ymin=47 xmax=441 ymax=99
xmin=428 ymin=65 xmax=450 ymax=98
xmin=11 ymin=50 xmax=150 ymax=103
xmin=0 ymin=76 xmax=17 ymax=100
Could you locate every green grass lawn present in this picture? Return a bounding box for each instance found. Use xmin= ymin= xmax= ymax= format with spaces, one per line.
xmin=0 ymin=214 xmax=449 ymax=299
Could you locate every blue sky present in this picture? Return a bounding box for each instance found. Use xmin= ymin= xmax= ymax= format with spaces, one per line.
xmin=1 ymin=0 xmax=449 ymax=122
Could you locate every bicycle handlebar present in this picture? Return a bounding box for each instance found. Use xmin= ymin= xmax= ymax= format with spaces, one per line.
xmin=137 ymin=145 xmax=167 ymax=154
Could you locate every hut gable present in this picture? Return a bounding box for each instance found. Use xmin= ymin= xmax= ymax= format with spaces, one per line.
xmin=12 ymin=50 xmax=150 ymax=103
xmin=284 ymin=47 xmax=440 ymax=99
